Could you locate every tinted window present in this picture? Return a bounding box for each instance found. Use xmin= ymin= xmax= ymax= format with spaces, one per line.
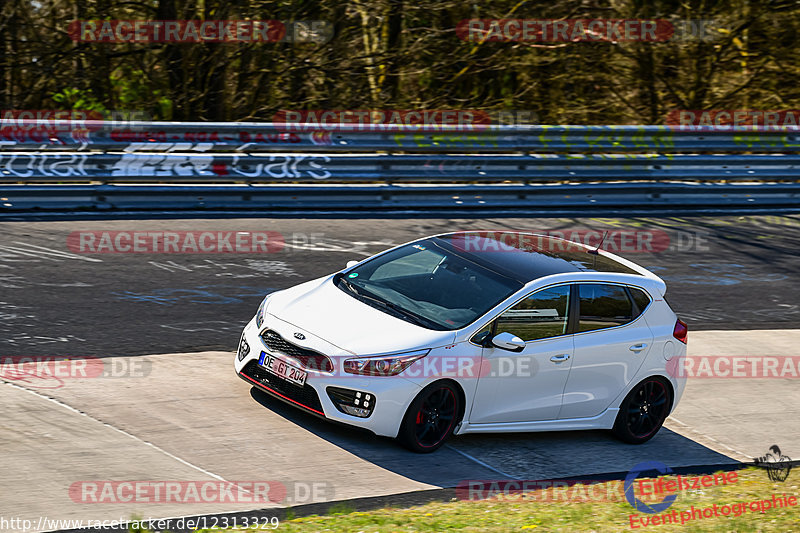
xmin=470 ymin=325 xmax=493 ymax=346
xmin=578 ymin=284 xmax=634 ymax=332
xmin=434 ymin=233 xmax=642 ymax=283
xmin=629 ymin=287 xmax=652 ymax=314
xmin=495 ymin=285 xmax=571 ymax=341
xmin=370 ymin=247 xmax=444 ymax=280
xmin=340 ymin=240 xmax=523 ymax=330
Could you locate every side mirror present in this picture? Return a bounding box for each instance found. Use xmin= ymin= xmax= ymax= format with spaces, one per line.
xmin=346 ymin=260 xmax=359 ymax=268
xmin=491 ymin=332 xmax=526 ymax=352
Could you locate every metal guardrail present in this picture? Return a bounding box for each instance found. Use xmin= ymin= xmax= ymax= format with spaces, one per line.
xmin=3 ymin=153 xmax=800 ymax=182
xmin=3 ymin=123 xmax=800 ymax=152
xmin=4 ymin=182 xmax=799 ymax=218
xmin=1 ymin=123 xmax=799 ymax=215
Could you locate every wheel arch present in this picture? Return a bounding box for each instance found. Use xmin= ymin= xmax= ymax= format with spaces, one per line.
xmin=617 ymin=373 xmax=676 ymax=413
xmin=398 ymin=378 xmax=468 ymax=437
xmin=438 ymin=378 xmax=468 ymax=426
xmin=644 ymin=373 xmax=676 ymax=414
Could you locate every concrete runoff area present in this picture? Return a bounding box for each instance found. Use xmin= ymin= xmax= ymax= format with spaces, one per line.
xmin=663 ymin=329 xmax=800 ymax=463
xmin=1 ymin=330 xmax=799 ymax=530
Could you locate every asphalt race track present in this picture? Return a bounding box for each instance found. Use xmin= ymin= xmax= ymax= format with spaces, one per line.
xmin=1 ymin=214 xmax=799 ymax=529
xmin=1 ymin=215 xmax=800 ymax=357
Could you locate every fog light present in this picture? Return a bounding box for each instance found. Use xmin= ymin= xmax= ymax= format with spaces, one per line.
xmin=340 ymin=405 xmax=372 ymax=417
xmin=327 ymin=387 xmax=375 ymax=418
xmin=237 ymin=335 xmax=251 ymax=361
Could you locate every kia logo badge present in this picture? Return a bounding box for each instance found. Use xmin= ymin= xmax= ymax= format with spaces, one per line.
xmin=294 ymin=332 xmax=306 ymax=340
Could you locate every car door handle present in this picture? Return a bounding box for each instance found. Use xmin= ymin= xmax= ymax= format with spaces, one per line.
xmin=550 ymin=353 xmax=571 ymax=363
xmin=629 ymin=343 xmax=648 ymax=352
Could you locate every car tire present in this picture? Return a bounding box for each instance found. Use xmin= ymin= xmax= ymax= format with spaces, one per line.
xmin=397 ymin=381 xmax=461 ymax=453
xmin=612 ymin=377 xmax=672 ymax=444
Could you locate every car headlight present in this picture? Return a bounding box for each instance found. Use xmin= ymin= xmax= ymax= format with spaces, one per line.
xmin=343 ymin=349 xmax=429 ymax=376
xmin=237 ymin=334 xmax=251 ymax=362
xmin=255 ymin=294 xmax=273 ymax=329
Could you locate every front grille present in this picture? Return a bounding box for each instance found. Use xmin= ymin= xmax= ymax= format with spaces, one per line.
xmin=260 ymin=329 xmax=333 ymax=373
xmin=240 ymin=360 xmax=324 ymax=414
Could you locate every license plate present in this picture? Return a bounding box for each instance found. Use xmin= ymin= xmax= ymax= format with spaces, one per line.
xmin=259 ymin=352 xmax=308 ymax=386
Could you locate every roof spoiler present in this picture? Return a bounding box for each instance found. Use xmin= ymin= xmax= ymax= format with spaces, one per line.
xmin=596 ymin=248 xmax=668 ymax=296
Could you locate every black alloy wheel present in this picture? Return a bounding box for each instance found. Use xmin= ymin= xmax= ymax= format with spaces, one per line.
xmin=398 ymin=382 xmax=460 ymax=453
xmin=612 ymin=378 xmax=671 ymax=444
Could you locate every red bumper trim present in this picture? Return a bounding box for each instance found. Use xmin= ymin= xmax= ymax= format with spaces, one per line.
xmin=239 ymin=372 xmax=325 ymax=417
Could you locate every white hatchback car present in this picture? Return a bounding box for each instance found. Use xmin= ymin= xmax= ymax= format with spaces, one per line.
xmin=235 ymin=231 xmax=687 ymax=452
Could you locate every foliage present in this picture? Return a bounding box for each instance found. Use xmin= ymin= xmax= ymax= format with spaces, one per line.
xmin=1 ymin=1 xmax=797 ymax=123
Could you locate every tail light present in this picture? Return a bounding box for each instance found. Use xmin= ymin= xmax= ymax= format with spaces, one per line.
xmin=673 ymin=319 xmax=688 ymax=344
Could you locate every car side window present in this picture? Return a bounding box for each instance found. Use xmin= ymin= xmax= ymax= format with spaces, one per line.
xmin=629 ymin=287 xmax=652 ymax=316
xmin=577 ymin=283 xmax=635 ymax=332
xmin=495 ymin=285 xmax=571 ymax=342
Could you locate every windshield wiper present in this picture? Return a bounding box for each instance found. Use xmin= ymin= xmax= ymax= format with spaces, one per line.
xmin=338 ymin=277 xmax=393 ymax=312
xmin=337 ymin=275 xmax=361 ymax=296
xmin=359 ymin=290 xmax=443 ymax=330
xmin=336 ymin=275 xmax=444 ymax=330
xmin=388 ymin=304 xmax=443 ymax=329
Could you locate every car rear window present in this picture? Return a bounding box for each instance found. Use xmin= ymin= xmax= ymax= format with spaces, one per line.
xmin=629 ymin=287 xmax=652 ymax=315
xmin=577 ymin=283 xmax=635 ymax=332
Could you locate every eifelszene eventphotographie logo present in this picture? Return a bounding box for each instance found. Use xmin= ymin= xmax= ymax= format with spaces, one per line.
xmin=754 ymin=445 xmax=793 ymax=482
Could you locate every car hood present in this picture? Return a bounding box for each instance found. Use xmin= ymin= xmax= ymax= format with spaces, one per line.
xmin=265 ymin=275 xmax=456 ymax=355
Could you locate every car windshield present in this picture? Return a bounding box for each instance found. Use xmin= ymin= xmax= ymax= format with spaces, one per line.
xmin=335 ymin=239 xmax=523 ymax=330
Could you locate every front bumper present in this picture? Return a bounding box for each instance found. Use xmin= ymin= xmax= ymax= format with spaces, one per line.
xmin=234 ymin=315 xmax=422 ymax=438
xmin=239 ymin=360 xmax=327 ymax=416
